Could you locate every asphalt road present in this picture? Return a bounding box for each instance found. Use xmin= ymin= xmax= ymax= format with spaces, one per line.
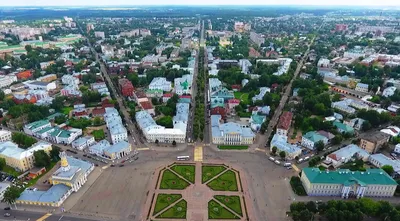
xmin=0 ymin=210 xmax=99 ymax=221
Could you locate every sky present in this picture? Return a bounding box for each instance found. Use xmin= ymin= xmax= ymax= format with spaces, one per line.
xmin=2 ymin=0 xmax=400 ymax=7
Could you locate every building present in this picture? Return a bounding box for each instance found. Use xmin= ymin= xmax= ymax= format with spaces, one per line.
xmin=118 ymin=78 xmax=134 ymax=97
xmin=301 ymin=131 xmax=329 ymax=150
xmin=331 ymin=100 xmax=356 ymax=114
xmin=333 ymin=121 xmax=354 ymax=135
xmin=249 ymin=113 xmax=266 ymax=132
xmin=103 ymin=141 xmax=132 ymax=160
xmin=0 ymin=75 xmax=18 ymax=88
xmin=324 ymin=144 xmax=370 ymax=168
xmin=23 ymin=120 xmax=52 ymax=135
xmin=249 ymin=32 xmax=265 ymax=47
xmin=94 ymin=31 xmax=105 ymax=39
xmin=360 ymin=132 xmax=390 ymax=154
xmin=174 ymin=74 xmax=193 ymax=95
xmin=300 ymin=168 xmax=397 ymax=198
xmin=344 ymin=118 xmax=365 ymax=131
xmin=277 ymin=111 xmax=293 ymax=137
xmin=383 ymin=86 xmax=397 ymax=98
xmin=17 ymin=152 xmax=94 ymax=207
xmin=355 ymin=83 xmax=369 ymax=93
xmin=380 ymin=126 xmax=400 ymax=137
xmin=23 ymin=81 xmax=56 ymax=91
xmin=88 ymin=140 xmax=110 ymax=156
xmin=209 ymin=78 xmax=222 ymax=92
xmin=252 ymin=87 xmax=270 ymax=103
xmin=0 ymin=182 xmax=10 ymax=201
xmin=369 ymin=154 xmax=400 ymax=176
xmin=270 ymin=134 xmax=302 ymax=160
xmin=61 ymin=75 xmax=79 ymax=85
xmin=211 ymin=115 xmax=255 ymax=145
xmin=149 ymin=77 xmax=171 ymax=91
xmin=0 ymin=141 xmax=52 ymax=172
xmin=317 ymin=58 xmax=330 ymax=68
xmin=227 ymin=99 xmax=240 ymax=110
xmin=104 ymin=108 xmax=128 ymax=144
xmin=335 ymin=24 xmax=348 ymax=32
xmin=71 ymin=136 xmax=95 ymax=150
xmin=0 ymin=130 xmax=12 ymax=142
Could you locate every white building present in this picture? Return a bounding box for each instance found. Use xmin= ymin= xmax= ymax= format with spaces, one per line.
xmin=104 ymin=108 xmax=128 ymax=144
xmin=71 ymin=136 xmax=95 ymax=150
xmin=270 ymin=134 xmax=301 ymax=160
xmin=301 ymin=131 xmax=329 ymax=150
xmin=94 ymin=31 xmax=105 ymax=39
xmin=252 ymin=87 xmax=270 ymax=103
xmin=88 ymin=140 xmax=110 ymax=156
xmin=211 ymin=115 xmax=255 ymax=145
xmin=149 ymin=77 xmax=172 ymax=92
xmin=331 ymin=99 xmax=356 ymax=114
xmin=317 ymin=58 xmax=330 ymax=68
xmin=23 ymin=120 xmax=52 ymax=135
xmin=23 ymin=81 xmax=56 ymax=91
xmin=383 ymin=86 xmax=396 ymax=97
xmin=174 ymin=74 xmax=193 ymax=95
xmin=369 ymin=154 xmax=400 ymax=176
xmin=61 ymin=75 xmax=79 ymax=86
xmin=355 ymin=83 xmax=369 ymax=93
xmin=0 ymin=182 xmax=10 ymax=201
xmin=0 ymin=130 xmax=12 ymax=142
xmin=395 ymin=144 xmax=400 ymax=155
xmin=209 ymin=78 xmax=222 ymax=92
xmin=324 ymin=144 xmax=370 ymax=168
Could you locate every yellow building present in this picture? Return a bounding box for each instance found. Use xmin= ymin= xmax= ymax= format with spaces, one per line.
xmin=0 ymin=141 xmax=52 ymax=172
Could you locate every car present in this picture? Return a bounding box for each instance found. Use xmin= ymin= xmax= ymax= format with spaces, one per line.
xmin=119 ymin=164 xmax=124 ymax=167
xmin=4 ymin=213 xmax=10 ymax=217
xmin=95 ymin=164 xmax=99 ymax=167
xmin=121 ymin=160 xmax=126 ymax=163
xmin=83 ymin=154 xmax=87 ymax=157
xmin=3 ymin=207 xmax=10 ymax=211
xmin=110 ymin=164 xmax=115 ymax=167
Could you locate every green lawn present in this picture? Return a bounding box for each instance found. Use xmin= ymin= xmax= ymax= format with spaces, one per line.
xmin=207 ymin=170 xmax=238 ymax=191
xmin=1 ymin=165 xmax=22 ymax=177
xmin=92 ymin=129 xmax=105 ymax=141
xmin=214 ymin=195 xmax=243 ymax=216
xmin=234 ymin=92 xmax=249 ymax=104
xmin=153 ymin=194 xmax=182 ymax=215
xmin=156 ymin=199 xmax=187 ymax=219
xmin=61 ymin=107 xmax=73 ymax=115
xmin=208 ymin=199 xmax=240 ymax=219
xmin=202 ymin=165 xmax=227 ymax=184
xmin=170 ymin=165 xmax=195 ymax=184
xmin=159 ymin=170 xmax=190 ymax=190
xmin=218 ymin=145 xmax=248 ymax=150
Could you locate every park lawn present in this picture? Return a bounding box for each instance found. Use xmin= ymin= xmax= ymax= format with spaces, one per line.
xmin=208 ymin=199 xmax=240 ymax=219
xmin=159 ymin=170 xmax=190 ymax=190
xmin=218 ymin=145 xmax=248 ymax=150
xmin=207 ymin=170 xmax=238 ymax=191
xmin=156 ymin=199 xmax=187 ymax=219
xmin=153 ymin=194 xmax=182 ymax=215
xmin=2 ymin=165 xmax=22 ymax=177
xmin=61 ymin=107 xmax=73 ymax=115
xmin=170 ymin=165 xmax=195 ymax=184
xmin=214 ymin=195 xmax=243 ymax=216
xmin=234 ymin=92 xmax=249 ymax=104
xmin=202 ymin=165 xmax=227 ymax=184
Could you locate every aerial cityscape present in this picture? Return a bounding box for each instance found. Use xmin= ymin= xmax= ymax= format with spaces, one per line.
xmin=0 ymin=3 xmax=399 ymax=221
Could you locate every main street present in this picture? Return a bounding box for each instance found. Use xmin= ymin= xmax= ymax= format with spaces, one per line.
xmin=77 ymin=21 xmax=143 ymax=148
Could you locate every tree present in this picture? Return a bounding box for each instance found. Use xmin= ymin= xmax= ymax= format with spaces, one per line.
xmin=1 ymin=186 xmax=21 ymax=206
xmin=271 ymin=146 xmax=277 ymax=155
xmin=279 ymin=151 xmax=286 ymax=159
xmin=172 ymin=140 xmax=176 ymax=146
xmin=50 ymin=146 xmax=61 ymax=161
xmin=315 ymin=141 xmax=325 ymax=152
xmin=33 ymin=150 xmax=51 ymax=168
xmin=54 ymin=115 xmax=67 ymax=125
xmin=0 ymin=158 xmax=5 ymax=170
xmin=382 ymin=165 xmax=394 ymax=176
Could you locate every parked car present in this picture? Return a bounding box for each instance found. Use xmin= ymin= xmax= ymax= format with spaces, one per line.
xmin=4 ymin=213 xmax=10 ymax=217
xmin=274 ymin=160 xmax=281 ymax=165
xmin=3 ymin=207 xmax=10 ymax=211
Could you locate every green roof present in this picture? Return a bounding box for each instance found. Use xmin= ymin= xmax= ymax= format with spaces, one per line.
xmin=251 ymin=114 xmax=266 ymax=125
xmin=303 ymin=131 xmax=326 ymax=143
xmin=180 ymin=80 xmax=189 ymax=90
xmin=37 ymin=126 xmax=54 ymax=134
xmin=303 ymin=168 xmax=397 ymax=186
xmin=26 ymin=120 xmax=50 ymax=130
xmin=333 ymin=121 xmax=354 ymax=134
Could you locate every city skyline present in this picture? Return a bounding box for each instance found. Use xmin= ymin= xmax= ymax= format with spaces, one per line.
xmin=2 ymin=0 xmax=400 ymax=6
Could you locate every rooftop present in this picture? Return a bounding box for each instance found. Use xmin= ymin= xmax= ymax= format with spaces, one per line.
xmin=18 ymin=184 xmax=71 ymax=203
xmin=277 ymin=111 xmax=293 ymax=130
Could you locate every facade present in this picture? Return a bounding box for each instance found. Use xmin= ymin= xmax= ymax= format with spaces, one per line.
xmin=301 ymin=131 xmax=329 ymax=150
xmin=0 ymin=182 xmax=10 ymax=201
xmin=301 ymin=168 xmax=397 ymax=198
xmin=360 ymin=132 xmax=390 ymax=153
xmin=104 ymin=108 xmax=128 ymax=144
xmin=0 ymin=75 xmax=18 ymax=88
xmin=23 ymin=120 xmax=52 ymax=135
xmin=118 ymin=78 xmax=134 ymax=97
xmin=383 ymin=86 xmax=397 ymax=97
xmin=0 ymin=130 xmax=12 ymax=142
xmin=331 ymin=100 xmax=356 ymax=114
xmin=149 ymin=77 xmax=171 ymax=91
xmin=23 ymin=81 xmax=56 ymax=91
xmin=369 ymin=154 xmax=400 ymax=176
xmin=0 ymin=141 xmax=52 ymax=172
xmin=71 ymin=136 xmax=95 ymax=150
xmin=270 ymin=134 xmax=302 ymax=160
xmin=88 ymin=140 xmax=110 ymax=156
xmin=211 ymin=115 xmax=255 ymax=145
xmin=103 ymin=141 xmax=132 ymax=160
xmin=276 ymin=111 xmax=293 ymax=137
xmin=17 ymin=152 xmax=94 ymax=207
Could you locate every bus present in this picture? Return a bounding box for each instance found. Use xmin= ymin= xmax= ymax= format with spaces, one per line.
xmin=177 ymin=156 xmax=190 ymax=161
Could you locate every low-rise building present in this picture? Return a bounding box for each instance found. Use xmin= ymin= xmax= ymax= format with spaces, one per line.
xmin=211 ymin=115 xmax=255 ymax=145
xmin=360 ymin=131 xmax=390 ymax=153
xmin=118 ymin=78 xmax=134 ymax=97
xmin=355 ymin=83 xmax=369 ymax=93
xmin=104 ymin=108 xmax=127 ymax=144
xmin=300 ymin=168 xmax=397 ymax=198
xmin=103 ymin=141 xmax=132 ymax=160
xmin=301 ymin=131 xmax=329 ymax=150
xmin=380 ymin=126 xmax=400 ymax=137
xmin=149 ymin=77 xmax=171 ymax=91
xmin=0 ymin=130 xmax=12 ymax=142
xmin=344 ymin=118 xmax=365 ymax=131
xmin=71 ymin=136 xmax=95 ymax=150
xmin=0 ymin=182 xmax=10 ymax=201
xmin=23 ymin=120 xmax=52 ymax=135
xmin=270 ymin=134 xmax=302 ymax=160
xmin=324 ymin=144 xmax=370 ymax=168
xmin=0 ymin=75 xmax=18 ymax=88
xmin=383 ymin=86 xmax=396 ymax=97
xmin=276 ymin=111 xmax=293 ymax=137
xmin=23 ymin=81 xmax=56 ymax=91
xmin=88 ymin=140 xmax=110 ymax=156
xmin=252 ymin=87 xmax=270 ymax=102
xmin=369 ymin=154 xmax=400 ymax=176
xmin=333 ymin=121 xmax=354 ymax=135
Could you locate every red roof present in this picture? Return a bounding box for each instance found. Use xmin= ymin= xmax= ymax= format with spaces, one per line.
xmin=16 ymin=70 xmax=32 ymax=79
xmin=328 ymin=153 xmax=338 ymax=161
xmin=179 ymin=95 xmax=191 ymax=99
xmin=163 ymin=93 xmax=173 ymax=97
xmin=277 ymin=111 xmax=293 ymax=130
xmin=228 ymin=99 xmax=240 ymax=104
xmin=140 ymin=101 xmax=153 ymax=110
xmin=231 ymin=85 xmax=241 ymax=90
xmin=92 ymin=107 xmax=105 ymax=116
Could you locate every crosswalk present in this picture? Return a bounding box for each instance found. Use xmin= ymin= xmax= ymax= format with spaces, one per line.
xmin=194 ymin=146 xmax=203 ymax=162
xmin=36 ymin=213 xmax=52 ymax=221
